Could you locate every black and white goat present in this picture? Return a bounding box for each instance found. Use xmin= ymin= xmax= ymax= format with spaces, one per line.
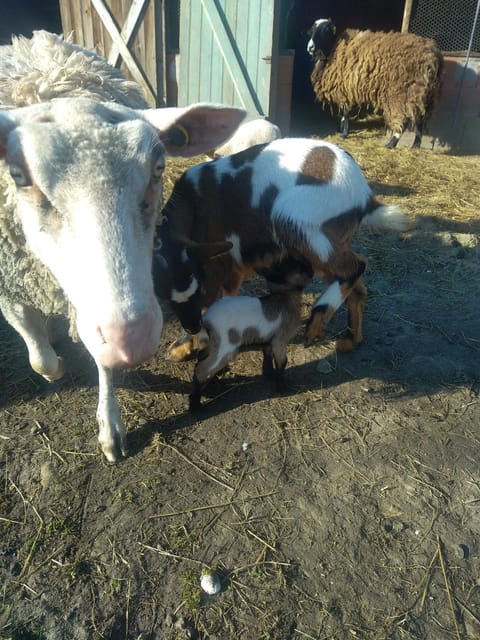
xmin=154 ymin=138 xmax=411 ymax=362
xmin=189 ymin=257 xmax=313 ymax=410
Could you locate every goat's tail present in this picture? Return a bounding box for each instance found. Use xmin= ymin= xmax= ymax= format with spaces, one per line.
xmin=361 ymin=204 xmax=413 ymax=233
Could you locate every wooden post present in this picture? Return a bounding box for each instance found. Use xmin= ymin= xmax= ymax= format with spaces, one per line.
xmin=402 ymin=0 xmax=414 ymax=32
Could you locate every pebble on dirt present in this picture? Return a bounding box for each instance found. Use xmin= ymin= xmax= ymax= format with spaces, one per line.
xmin=200 ymin=571 xmax=222 ymax=594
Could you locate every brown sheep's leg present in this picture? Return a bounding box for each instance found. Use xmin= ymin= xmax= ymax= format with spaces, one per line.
xmin=412 ymin=119 xmax=423 ymax=149
xmin=340 ymin=107 xmax=350 ymax=138
xmin=386 ymin=118 xmax=408 ymax=149
xmin=385 ymin=134 xmax=400 ymax=149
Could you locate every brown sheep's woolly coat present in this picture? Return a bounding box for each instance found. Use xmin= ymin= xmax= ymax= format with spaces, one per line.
xmin=310 ymin=29 xmax=443 ymax=136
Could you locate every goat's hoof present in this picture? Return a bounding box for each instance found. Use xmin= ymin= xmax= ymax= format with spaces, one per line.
xmin=189 ymin=394 xmax=203 ymax=413
xmin=168 ymin=342 xmax=197 ymax=362
xmin=335 ymin=334 xmax=362 ymax=353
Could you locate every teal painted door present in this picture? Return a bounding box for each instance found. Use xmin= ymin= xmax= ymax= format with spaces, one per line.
xmin=178 ymin=0 xmax=279 ymax=117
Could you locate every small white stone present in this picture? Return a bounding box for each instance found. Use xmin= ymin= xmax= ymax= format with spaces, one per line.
xmin=242 ymin=442 xmax=249 ymax=452
xmin=200 ymin=572 xmax=222 ymax=594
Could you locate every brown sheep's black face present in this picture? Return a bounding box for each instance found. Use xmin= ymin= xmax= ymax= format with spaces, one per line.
xmin=307 ymin=18 xmax=337 ymax=58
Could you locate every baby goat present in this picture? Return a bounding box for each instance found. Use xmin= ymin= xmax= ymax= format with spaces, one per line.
xmin=189 ymin=258 xmax=313 ymax=411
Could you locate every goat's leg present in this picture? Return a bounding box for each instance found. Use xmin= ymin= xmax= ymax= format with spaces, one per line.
xmin=189 ymin=372 xmax=205 ymax=412
xmin=0 ymin=299 xmax=64 ymax=382
xmin=96 ymin=364 xmax=126 ymax=462
xmin=305 ymin=254 xmax=367 ymax=348
xmin=262 ymin=345 xmax=275 ymax=379
xmin=336 ymin=276 xmax=367 ymax=352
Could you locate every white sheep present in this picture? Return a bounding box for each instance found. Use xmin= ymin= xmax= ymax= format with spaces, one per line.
xmin=189 ymin=257 xmax=313 ymax=410
xmin=0 ymin=31 xmax=245 ymax=461
xmin=212 ymin=117 xmax=281 ymax=157
xmin=307 ymin=18 xmax=443 ymax=148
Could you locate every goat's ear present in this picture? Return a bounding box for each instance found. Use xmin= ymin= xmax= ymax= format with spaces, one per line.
xmin=141 ymin=104 xmax=246 ymax=157
xmin=184 ymin=239 xmax=233 ymax=261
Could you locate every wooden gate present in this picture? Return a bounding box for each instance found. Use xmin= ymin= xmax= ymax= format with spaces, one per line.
xmin=178 ymin=0 xmax=280 ymax=118
xmin=59 ymin=0 xmax=165 ymax=106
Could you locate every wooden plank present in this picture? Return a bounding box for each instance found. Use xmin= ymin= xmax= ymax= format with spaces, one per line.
xmin=154 ymin=0 xmax=166 ymax=105
xmin=81 ymin=0 xmax=96 ymax=50
xmin=108 ymin=0 xmax=149 ymax=66
xmin=402 ymin=0 xmax=414 ymax=32
xmin=199 ymin=0 xmax=263 ymax=113
xmin=90 ymin=0 xmax=156 ymax=101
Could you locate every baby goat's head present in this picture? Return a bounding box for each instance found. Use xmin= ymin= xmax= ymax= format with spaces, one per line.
xmin=153 ymin=223 xmax=232 ymax=334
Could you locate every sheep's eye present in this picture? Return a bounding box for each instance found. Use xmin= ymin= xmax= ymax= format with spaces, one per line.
xmin=9 ymin=164 xmax=30 ymax=187
xmin=152 ymin=159 xmax=165 ymax=178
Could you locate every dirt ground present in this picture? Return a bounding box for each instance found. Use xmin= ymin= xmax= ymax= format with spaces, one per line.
xmin=1 ymin=121 xmax=480 ymax=640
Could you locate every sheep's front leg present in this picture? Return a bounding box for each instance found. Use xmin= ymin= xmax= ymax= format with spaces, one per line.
xmin=0 ymin=299 xmax=64 ymax=382
xmin=340 ymin=107 xmax=350 ymax=138
xmin=96 ymin=364 xmax=126 ymax=462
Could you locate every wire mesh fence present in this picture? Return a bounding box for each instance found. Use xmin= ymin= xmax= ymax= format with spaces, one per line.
xmin=408 ymin=0 xmax=480 ymax=52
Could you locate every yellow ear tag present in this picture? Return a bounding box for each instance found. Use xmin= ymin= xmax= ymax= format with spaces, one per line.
xmin=167 ymin=124 xmax=189 ymax=148
xmin=333 ymin=25 xmax=336 ymax=34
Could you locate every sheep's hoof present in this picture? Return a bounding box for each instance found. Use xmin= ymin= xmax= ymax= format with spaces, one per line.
xmin=100 ymin=435 xmax=127 ymax=463
xmin=40 ymin=356 xmax=65 ymax=382
xmin=385 ymin=136 xmax=399 ymax=149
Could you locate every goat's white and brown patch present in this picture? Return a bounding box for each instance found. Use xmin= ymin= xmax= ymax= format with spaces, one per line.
xmin=156 ymin=137 xmax=408 ymax=362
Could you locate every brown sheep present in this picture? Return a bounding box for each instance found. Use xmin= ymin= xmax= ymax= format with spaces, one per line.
xmin=308 ymin=18 xmax=443 ymax=148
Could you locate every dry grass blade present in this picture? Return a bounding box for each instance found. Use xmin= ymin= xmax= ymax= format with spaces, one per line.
xmin=437 ymin=536 xmax=463 ymax=640
xmin=162 ymin=441 xmax=234 ymax=491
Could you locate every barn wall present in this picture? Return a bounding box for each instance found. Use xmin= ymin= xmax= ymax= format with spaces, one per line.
xmin=58 ymin=0 xmax=164 ymax=106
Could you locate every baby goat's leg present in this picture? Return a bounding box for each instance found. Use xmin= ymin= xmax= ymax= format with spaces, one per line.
xmin=262 ymin=345 xmax=274 ymax=379
xmin=0 ymin=300 xmax=64 ymax=382
xmin=305 ymin=253 xmax=367 ymax=349
xmin=271 ymin=340 xmax=288 ymax=391
xmin=189 ymin=372 xmax=204 ymax=412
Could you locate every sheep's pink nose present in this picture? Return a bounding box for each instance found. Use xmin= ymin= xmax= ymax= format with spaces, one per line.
xmin=97 ymin=313 xmax=158 ymax=368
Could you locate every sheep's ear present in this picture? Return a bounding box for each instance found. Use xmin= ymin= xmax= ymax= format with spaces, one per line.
xmin=141 ymin=103 xmax=246 ymax=157
xmin=0 ymin=113 xmax=18 ymax=158
xmin=184 ymin=239 xmax=233 ymax=261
